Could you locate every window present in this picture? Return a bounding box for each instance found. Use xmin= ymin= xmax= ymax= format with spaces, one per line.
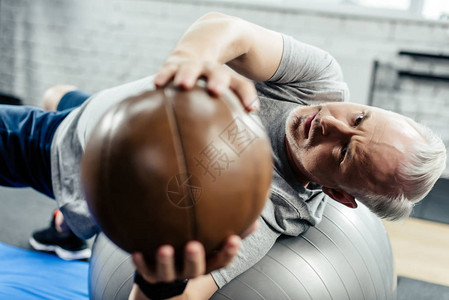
xmin=358 ymin=0 xmax=410 ymax=10
xmin=279 ymin=0 xmax=449 ymax=20
xmin=422 ymin=0 xmax=449 ymax=19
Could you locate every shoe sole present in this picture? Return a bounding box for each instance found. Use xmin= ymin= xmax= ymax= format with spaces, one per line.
xmin=29 ymin=237 xmax=92 ymax=261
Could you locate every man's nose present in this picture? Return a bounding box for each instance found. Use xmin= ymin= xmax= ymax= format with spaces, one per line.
xmin=320 ymin=116 xmax=354 ymax=137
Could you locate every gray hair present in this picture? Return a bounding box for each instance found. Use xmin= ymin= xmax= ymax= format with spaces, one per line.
xmin=352 ymin=120 xmax=446 ymax=221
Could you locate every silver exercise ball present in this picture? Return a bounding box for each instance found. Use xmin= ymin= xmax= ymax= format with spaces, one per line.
xmin=88 ymin=201 xmax=397 ymax=300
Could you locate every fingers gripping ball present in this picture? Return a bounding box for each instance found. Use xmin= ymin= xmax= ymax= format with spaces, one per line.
xmin=81 ymin=83 xmax=272 ymax=271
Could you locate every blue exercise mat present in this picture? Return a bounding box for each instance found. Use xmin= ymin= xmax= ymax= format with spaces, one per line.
xmin=0 ymin=242 xmax=89 ymax=300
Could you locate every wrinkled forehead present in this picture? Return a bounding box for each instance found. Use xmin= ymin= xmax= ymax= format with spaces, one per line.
xmin=349 ymin=141 xmax=403 ymax=196
xmin=347 ymin=108 xmax=421 ymax=196
xmin=373 ymin=108 xmax=423 ymax=145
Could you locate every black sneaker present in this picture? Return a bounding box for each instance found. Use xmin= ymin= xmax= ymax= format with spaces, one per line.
xmin=29 ymin=217 xmax=91 ymax=260
xmin=0 ymin=92 xmax=22 ymax=105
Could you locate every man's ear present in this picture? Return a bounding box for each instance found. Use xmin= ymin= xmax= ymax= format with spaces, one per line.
xmin=322 ymin=186 xmax=358 ymax=209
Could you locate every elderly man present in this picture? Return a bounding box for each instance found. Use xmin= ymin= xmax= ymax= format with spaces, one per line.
xmin=0 ymin=12 xmax=445 ymax=300
xmin=129 ymin=13 xmax=446 ymax=300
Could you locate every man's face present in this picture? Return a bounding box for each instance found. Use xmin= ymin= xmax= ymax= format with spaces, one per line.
xmin=285 ymin=102 xmax=423 ymax=197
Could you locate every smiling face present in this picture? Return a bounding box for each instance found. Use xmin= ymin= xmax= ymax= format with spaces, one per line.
xmin=285 ymin=102 xmax=424 ymax=200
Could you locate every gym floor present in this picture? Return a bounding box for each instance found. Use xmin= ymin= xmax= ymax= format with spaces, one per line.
xmin=0 ymin=180 xmax=448 ymax=299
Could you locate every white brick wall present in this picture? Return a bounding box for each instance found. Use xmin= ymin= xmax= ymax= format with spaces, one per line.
xmin=1 ymin=0 xmax=448 ymax=102
xmin=1 ymin=0 xmax=449 ymax=173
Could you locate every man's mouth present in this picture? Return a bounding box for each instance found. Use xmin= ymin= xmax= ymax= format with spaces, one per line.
xmin=304 ymin=111 xmax=318 ymax=139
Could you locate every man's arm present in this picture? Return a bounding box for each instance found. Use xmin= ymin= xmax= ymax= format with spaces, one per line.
xmin=171 ymin=12 xmax=283 ymax=81
xmin=154 ymin=12 xmax=284 ymax=110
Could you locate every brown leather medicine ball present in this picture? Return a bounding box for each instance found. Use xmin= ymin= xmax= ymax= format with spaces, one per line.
xmin=81 ymin=83 xmax=272 ymax=269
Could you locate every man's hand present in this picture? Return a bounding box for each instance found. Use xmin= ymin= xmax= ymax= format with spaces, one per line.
xmin=132 ymin=235 xmax=241 ymax=284
xmin=154 ymin=56 xmax=260 ymax=113
xmin=129 ymin=221 xmax=259 ymax=300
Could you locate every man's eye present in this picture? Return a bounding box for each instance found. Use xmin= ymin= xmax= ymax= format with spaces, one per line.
xmin=354 ymin=114 xmax=364 ymax=126
xmin=340 ymin=146 xmax=348 ymax=163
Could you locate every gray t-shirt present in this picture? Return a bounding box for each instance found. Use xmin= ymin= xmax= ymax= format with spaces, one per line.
xmin=50 ymin=34 xmax=348 ymax=287
xmin=210 ymin=35 xmax=348 ymax=287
